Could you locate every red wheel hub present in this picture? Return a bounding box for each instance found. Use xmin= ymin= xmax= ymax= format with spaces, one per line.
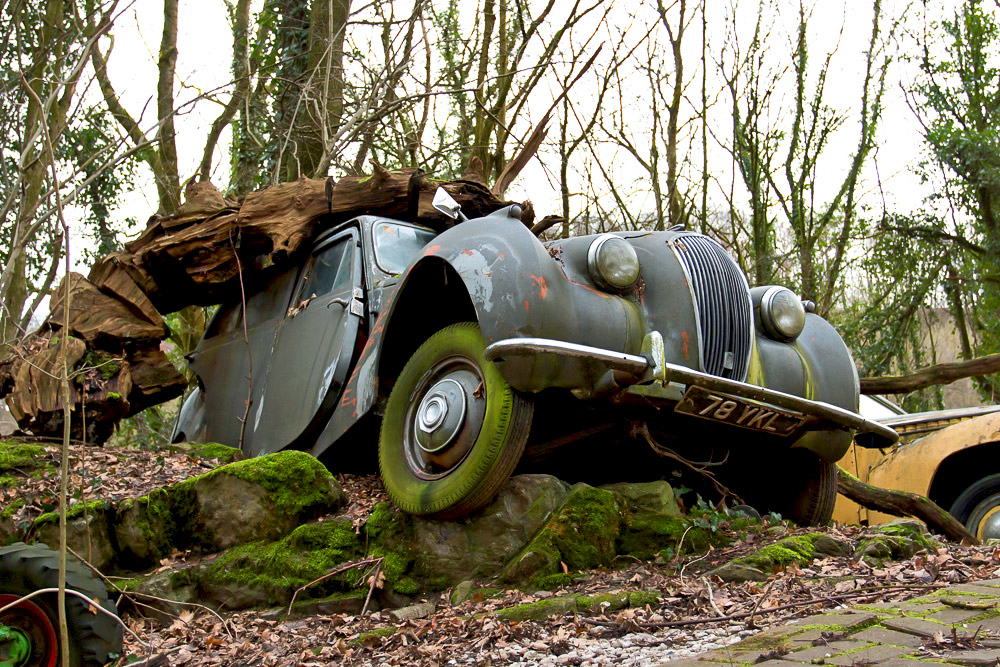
xmin=0 ymin=593 xmax=58 ymax=667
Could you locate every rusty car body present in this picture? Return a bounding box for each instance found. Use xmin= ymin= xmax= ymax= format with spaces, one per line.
xmin=834 ymin=395 xmax=1000 ymax=539
xmin=174 ymin=189 xmax=896 ymax=522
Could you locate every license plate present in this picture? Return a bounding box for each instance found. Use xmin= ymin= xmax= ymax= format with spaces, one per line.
xmin=675 ymin=386 xmax=808 ymax=436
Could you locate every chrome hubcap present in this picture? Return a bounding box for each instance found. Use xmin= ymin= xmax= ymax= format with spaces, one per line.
xmin=415 ymin=378 xmax=467 ymax=453
xmin=404 ymin=358 xmax=486 ymax=480
xmin=976 ymin=504 xmax=1000 ymax=541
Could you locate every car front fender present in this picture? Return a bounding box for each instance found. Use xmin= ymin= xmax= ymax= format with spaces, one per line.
xmin=311 ymin=214 xmax=643 ymax=460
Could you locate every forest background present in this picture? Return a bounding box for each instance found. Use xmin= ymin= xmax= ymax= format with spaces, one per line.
xmin=2 ymin=0 xmax=999 ymax=444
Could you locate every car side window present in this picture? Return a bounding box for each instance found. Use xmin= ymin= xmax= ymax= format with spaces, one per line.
xmin=204 ymin=302 xmax=241 ymax=338
xmin=298 ymin=238 xmax=353 ymax=301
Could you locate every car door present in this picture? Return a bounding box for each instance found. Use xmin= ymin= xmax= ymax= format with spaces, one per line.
xmin=249 ymin=228 xmax=363 ymax=455
xmin=188 ymin=268 xmax=298 ymax=448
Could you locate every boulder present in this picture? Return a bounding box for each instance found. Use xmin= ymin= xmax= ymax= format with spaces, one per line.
xmin=31 ymin=450 xmax=346 ymax=573
xmin=500 ymin=483 xmax=623 ymax=585
xmin=408 ymin=474 xmax=570 ymax=584
xmin=32 ymin=501 xmax=117 ymax=572
xmin=857 ymin=520 xmax=939 ymax=565
xmin=602 ymin=480 xmax=680 ymax=516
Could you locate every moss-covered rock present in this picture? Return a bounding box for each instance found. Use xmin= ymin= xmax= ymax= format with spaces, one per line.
xmin=27 ymin=450 xmax=345 ymax=574
xmin=32 ymin=500 xmax=117 ymax=571
xmin=500 ymin=484 xmax=623 ymax=585
xmin=602 ymin=480 xmax=680 ymax=516
xmin=857 ymin=520 xmax=939 ymax=565
xmin=195 ymin=518 xmax=365 ymax=610
xmin=493 ymin=590 xmax=661 ymax=622
xmin=616 ymin=508 xmax=733 ymax=561
xmin=0 ymin=442 xmax=47 ymax=472
xmin=168 ymin=441 xmax=244 ymax=463
xmin=708 ymin=532 xmax=850 ymax=582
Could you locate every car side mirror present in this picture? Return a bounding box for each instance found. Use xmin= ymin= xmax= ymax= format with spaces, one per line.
xmin=432 ymin=187 xmax=467 ymax=222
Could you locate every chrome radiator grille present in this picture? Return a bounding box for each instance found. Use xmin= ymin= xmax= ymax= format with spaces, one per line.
xmin=670 ymin=234 xmax=753 ymax=381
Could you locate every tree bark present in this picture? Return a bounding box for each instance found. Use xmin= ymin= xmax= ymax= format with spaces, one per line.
xmin=837 ymin=467 xmax=978 ymax=544
xmin=860 ymin=353 xmax=1000 ymax=394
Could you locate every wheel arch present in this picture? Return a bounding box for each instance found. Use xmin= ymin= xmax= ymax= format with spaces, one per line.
xmin=377 ymin=257 xmax=478 ymax=393
xmin=927 ymin=441 xmax=1000 ymax=511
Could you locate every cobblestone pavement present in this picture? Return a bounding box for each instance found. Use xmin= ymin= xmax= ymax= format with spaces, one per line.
xmin=664 ymin=579 xmax=1000 ymax=667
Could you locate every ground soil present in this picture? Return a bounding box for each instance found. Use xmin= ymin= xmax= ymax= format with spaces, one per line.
xmin=4 ymin=440 xmax=1000 ymax=666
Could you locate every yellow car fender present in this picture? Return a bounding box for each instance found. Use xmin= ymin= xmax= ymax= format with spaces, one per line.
xmin=833 ymin=412 xmax=1000 ymax=527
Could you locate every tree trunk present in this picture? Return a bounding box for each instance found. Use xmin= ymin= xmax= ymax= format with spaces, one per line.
xmin=837 ymin=467 xmax=977 ymax=544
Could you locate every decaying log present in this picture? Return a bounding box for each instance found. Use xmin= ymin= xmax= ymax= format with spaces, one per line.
xmin=836 ymin=466 xmax=978 ymax=544
xmin=0 ymin=167 xmax=532 ymax=443
xmin=860 ymin=353 xmax=1000 ymax=395
xmin=48 ymin=273 xmax=167 ymax=344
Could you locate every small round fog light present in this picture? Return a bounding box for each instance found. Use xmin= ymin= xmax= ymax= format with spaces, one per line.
xmin=587 ymin=234 xmax=640 ymax=291
xmin=760 ymin=286 xmax=806 ymax=341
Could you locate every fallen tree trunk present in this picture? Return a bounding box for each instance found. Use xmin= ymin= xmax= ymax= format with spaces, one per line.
xmin=837 ymin=466 xmax=978 ymax=544
xmin=860 ymin=353 xmax=1000 ymax=395
xmin=0 ymin=168 xmax=531 ymax=443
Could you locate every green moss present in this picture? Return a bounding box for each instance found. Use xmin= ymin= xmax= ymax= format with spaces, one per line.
xmin=0 ymin=475 xmax=18 ymax=489
xmin=617 ymin=508 xmax=731 ymax=560
xmin=0 ymin=442 xmax=46 ymax=472
xmin=493 ymin=590 xmax=660 ymax=622
xmin=576 ymin=592 xmax=631 ymax=613
xmin=732 ymin=533 xmax=823 ymax=572
xmin=201 ymin=519 xmax=365 ymax=603
xmin=628 ymin=591 xmax=660 ymax=608
xmin=495 ymin=596 xmax=578 ymax=622
xmin=351 ymin=627 xmax=396 ymax=646
xmin=1 ymin=498 xmax=24 ymax=520
xmin=532 ymin=573 xmax=576 ymax=590
xmin=188 ymin=442 xmax=241 ymax=463
xmin=33 ymin=498 xmax=111 ymax=527
xmin=501 ymin=485 xmax=622 ymax=584
xmin=78 ymin=350 xmax=121 ymax=380
xmin=107 ymin=391 xmax=122 ymax=399
xmin=393 ymin=577 xmax=420 ymax=596
xmin=363 ymin=503 xmax=420 ymax=592
xmin=174 ymin=450 xmax=335 ymax=518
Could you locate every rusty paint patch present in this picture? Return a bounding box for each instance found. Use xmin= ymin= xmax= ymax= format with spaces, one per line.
xmin=530 ymin=274 xmax=548 ymax=299
xmin=499 ymin=252 xmax=505 ymax=259
xmin=681 ymin=331 xmax=691 ymax=360
xmin=524 ymin=300 xmax=530 ymax=312
xmin=423 ymin=244 xmax=442 ymax=256
xmin=462 ymin=249 xmax=474 ymax=256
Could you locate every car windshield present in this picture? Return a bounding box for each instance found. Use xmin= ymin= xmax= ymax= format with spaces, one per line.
xmin=859 ymin=394 xmax=906 ymax=419
xmin=372 ymin=222 xmax=437 ymax=275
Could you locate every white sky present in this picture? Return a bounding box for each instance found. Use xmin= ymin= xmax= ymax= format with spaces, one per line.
xmin=90 ymin=0 xmax=935 ymax=251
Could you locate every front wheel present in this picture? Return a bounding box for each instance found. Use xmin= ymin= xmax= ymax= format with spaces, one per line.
xmin=0 ymin=542 xmax=123 ymax=667
xmin=950 ymin=473 xmax=1000 ymax=541
xmin=378 ymin=323 xmax=533 ymax=518
xmin=727 ymin=448 xmax=837 ymax=526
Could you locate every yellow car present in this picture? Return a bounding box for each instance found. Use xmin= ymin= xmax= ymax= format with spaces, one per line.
xmin=834 ymin=395 xmax=1000 ymax=540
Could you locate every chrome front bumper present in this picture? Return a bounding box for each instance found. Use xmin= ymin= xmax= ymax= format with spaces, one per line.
xmin=484 ymin=333 xmax=899 ymax=449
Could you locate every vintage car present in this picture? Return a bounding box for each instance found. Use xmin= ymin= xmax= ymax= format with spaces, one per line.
xmin=174 ymin=189 xmax=896 ymax=523
xmin=834 ymin=394 xmax=1000 ymax=539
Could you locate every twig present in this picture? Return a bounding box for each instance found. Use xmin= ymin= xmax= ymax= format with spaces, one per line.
xmin=360 ymin=559 xmax=383 ymax=616
xmin=702 ymin=576 xmax=724 ymax=618
xmin=637 ymin=423 xmax=739 ymax=501
xmin=582 ymin=584 xmax=942 ymax=630
xmin=0 ymin=587 xmax=149 ymax=647
xmin=679 ymin=550 xmax=711 ymax=582
xmin=66 ymin=545 xmax=234 ymax=639
xmin=747 ymin=579 xmax=776 ymax=629
xmin=286 ymin=557 xmax=382 ymax=620
xmin=118 ymin=646 xmax=184 ymax=667
xmin=673 ymin=526 xmax=693 ymax=564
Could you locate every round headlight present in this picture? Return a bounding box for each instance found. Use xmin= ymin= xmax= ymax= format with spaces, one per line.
xmin=760 ymin=286 xmax=806 ymax=341
xmin=587 ymin=234 xmax=640 ymax=291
